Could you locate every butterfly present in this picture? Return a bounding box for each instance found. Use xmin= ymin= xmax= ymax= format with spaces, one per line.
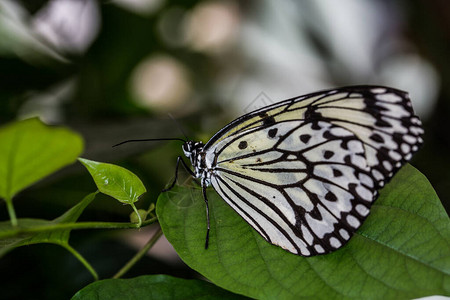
xmin=118 ymin=85 xmax=424 ymax=256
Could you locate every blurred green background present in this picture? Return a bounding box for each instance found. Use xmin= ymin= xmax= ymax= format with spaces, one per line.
xmin=0 ymin=0 xmax=449 ymax=299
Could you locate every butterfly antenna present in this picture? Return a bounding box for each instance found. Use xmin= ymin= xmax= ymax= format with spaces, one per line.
xmin=112 ymin=138 xmax=186 ymax=147
xmin=168 ymin=113 xmax=189 ymax=141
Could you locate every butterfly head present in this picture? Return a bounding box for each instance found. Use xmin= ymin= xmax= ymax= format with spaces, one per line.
xmin=182 ymin=141 xmax=204 ymax=157
xmin=182 ymin=141 xmax=205 ymax=175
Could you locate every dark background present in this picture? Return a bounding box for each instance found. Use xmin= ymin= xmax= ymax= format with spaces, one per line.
xmin=0 ymin=0 xmax=448 ymax=299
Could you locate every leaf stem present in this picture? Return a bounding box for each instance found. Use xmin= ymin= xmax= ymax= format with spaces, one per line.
xmin=5 ymin=197 xmax=18 ymax=227
xmin=130 ymin=203 xmax=142 ymax=227
xmin=63 ymin=243 xmax=99 ymax=281
xmin=113 ymin=226 xmax=163 ymax=279
xmin=0 ymin=217 xmax=158 ymax=239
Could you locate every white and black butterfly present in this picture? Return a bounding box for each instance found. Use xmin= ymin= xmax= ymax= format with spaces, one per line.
xmin=118 ymin=86 xmax=424 ymax=256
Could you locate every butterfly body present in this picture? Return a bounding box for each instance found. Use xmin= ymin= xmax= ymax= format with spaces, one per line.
xmin=180 ymin=86 xmax=424 ymax=256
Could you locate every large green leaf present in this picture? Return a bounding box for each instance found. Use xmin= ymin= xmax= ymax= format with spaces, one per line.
xmin=79 ymin=158 xmax=146 ymax=205
xmin=71 ymin=274 xmax=249 ymax=300
xmin=157 ymin=164 xmax=450 ymax=299
xmin=0 ymin=118 xmax=83 ymax=200
xmin=0 ymin=192 xmax=97 ymax=257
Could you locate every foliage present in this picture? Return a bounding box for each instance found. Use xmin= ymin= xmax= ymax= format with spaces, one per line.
xmin=0 ymin=118 xmax=83 ymax=225
xmin=0 ymin=118 xmax=448 ymax=299
xmin=72 ymin=274 xmax=248 ymax=300
xmin=0 ymin=192 xmax=99 ymax=279
xmin=157 ymin=165 xmax=450 ymax=299
xmin=0 ymin=119 xmax=159 ymax=290
xmin=79 ymin=158 xmax=147 ymax=226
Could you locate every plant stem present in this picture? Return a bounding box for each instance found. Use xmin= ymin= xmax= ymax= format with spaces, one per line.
xmin=5 ymin=197 xmax=18 ymax=227
xmin=0 ymin=217 xmax=158 ymax=239
xmin=113 ymin=227 xmax=163 ymax=279
xmin=63 ymin=243 xmax=99 ymax=281
xmin=130 ymin=203 xmax=142 ymax=227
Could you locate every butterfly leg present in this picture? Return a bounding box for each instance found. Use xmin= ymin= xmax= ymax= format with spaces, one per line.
xmin=201 ymin=178 xmax=210 ymax=250
xmin=162 ymin=156 xmax=195 ymax=192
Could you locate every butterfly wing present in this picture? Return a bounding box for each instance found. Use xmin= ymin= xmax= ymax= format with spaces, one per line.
xmin=205 ymin=86 xmax=424 ymax=188
xmin=204 ymin=86 xmax=423 ymax=256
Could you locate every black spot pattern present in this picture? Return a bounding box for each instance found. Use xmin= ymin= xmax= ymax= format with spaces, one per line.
xmin=268 ymin=128 xmax=278 ymax=138
xmin=305 ymin=106 xmax=322 ymax=120
xmin=323 ymin=131 xmax=334 ymax=140
xmin=369 ymin=133 xmax=384 ymax=143
xmin=323 ymin=150 xmax=334 ymax=159
xmin=238 ymin=141 xmax=248 ymax=149
xmin=325 ymin=191 xmax=337 ymax=202
xmin=332 ymin=169 xmax=343 ymax=177
xmin=375 ymin=119 xmax=391 ymax=127
xmin=309 ymin=205 xmax=322 ymax=221
xmin=262 ymin=116 xmax=276 ymax=126
xmin=300 ymin=134 xmax=311 ymax=143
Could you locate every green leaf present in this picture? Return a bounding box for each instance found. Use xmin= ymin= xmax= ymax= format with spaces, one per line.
xmin=0 ymin=192 xmax=97 ymax=257
xmin=79 ymin=158 xmax=146 ymax=205
xmin=72 ymin=274 xmax=249 ymax=300
xmin=157 ymin=164 xmax=450 ymax=299
xmin=0 ymin=118 xmax=83 ymax=200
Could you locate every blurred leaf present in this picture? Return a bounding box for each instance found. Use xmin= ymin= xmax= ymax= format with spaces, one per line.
xmin=157 ymin=165 xmax=450 ymax=299
xmin=0 ymin=192 xmax=97 ymax=257
xmin=79 ymin=158 xmax=146 ymax=205
xmin=71 ymin=274 xmax=248 ymax=300
xmin=0 ymin=118 xmax=83 ymax=200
